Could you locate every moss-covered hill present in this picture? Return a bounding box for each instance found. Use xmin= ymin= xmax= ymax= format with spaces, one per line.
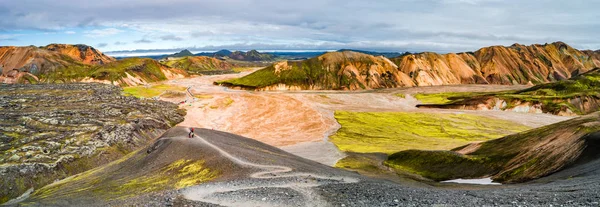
xmin=163 ymin=56 xmax=233 ymax=75
xmin=416 ymin=68 xmax=600 ymax=115
xmin=217 ymin=51 xmax=415 ymax=90
xmin=0 ymin=83 xmax=185 ymax=203
xmin=385 ymin=112 xmax=600 ymax=183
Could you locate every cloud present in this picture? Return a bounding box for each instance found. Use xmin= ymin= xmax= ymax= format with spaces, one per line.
xmin=65 ymin=31 xmax=76 ymax=34
xmin=1 ymin=0 xmax=599 ymax=52
xmin=159 ymin=34 xmax=183 ymax=41
xmin=97 ymin=43 xmax=108 ymax=47
xmin=84 ymin=28 xmax=122 ymax=38
xmin=134 ymin=38 xmax=153 ymax=44
xmin=114 ymin=41 xmax=127 ymax=45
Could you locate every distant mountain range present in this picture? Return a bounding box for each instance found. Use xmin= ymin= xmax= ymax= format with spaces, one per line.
xmin=118 ymin=49 xmax=405 ymax=61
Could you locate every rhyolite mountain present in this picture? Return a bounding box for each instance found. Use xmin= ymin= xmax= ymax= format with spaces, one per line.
xmin=220 ymin=42 xmax=600 ymax=90
xmin=0 ymin=44 xmax=187 ymax=86
xmin=217 ymin=51 xmax=416 ymax=90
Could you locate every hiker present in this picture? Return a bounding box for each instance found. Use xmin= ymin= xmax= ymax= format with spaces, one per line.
xmin=188 ymin=128 xmax=194 ymax=138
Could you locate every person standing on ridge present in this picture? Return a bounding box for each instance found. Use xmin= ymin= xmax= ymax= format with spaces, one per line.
xmin=189 ymin=128 xmax=195 ymax=138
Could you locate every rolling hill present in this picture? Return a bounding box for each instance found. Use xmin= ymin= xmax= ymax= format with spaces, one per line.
xmin=219 ymin=42 xmax=600 ymax=91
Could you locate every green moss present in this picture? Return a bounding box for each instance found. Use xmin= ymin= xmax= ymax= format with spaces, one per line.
xmin=330 ymin=111 xmax=530 ymax=154
xmin=396 ymin=93 xmax=406 ymax=99
xmin=384 ymin=150 xmax=497 ymax=181
xmin=122 ymin=84 xmax=187 ymax=98
xmin=413 ymin=91 xmax=501 ymax=104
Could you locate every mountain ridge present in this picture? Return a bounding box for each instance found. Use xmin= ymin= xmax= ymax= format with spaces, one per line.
xmin=219 ymin=42 xmax=600 ymax=90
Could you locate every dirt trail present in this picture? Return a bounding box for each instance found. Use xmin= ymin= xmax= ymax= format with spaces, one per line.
xmin=183 ymin=132 xmax=359 ymax=207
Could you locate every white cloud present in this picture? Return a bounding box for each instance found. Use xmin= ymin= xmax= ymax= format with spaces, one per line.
xmin=65 ymin=31 xmax=76 ymax=34
xmin=83 ymin=28 xmax=122 ymax=38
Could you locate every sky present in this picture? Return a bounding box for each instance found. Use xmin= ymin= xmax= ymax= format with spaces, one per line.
xmin=0 ymin=0 xmax=599 ymax=55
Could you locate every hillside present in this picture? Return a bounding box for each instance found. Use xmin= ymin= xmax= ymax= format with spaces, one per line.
xmin=385 ymin=112 xmax=600 ymax=183
xmin=163 ymin=56 xmax=233 ymax=75
xmin=166 ymin=49 xmax=194 ymax=58
xmin=219 ymin=42 xmax=600 ymax=91
xmin=392 ymin=42 xmax=600 ymax=86
xmin=416 ymin=68 xmax=600 ymax=115
xmin=0 ymin=44 xmax=187 ymax=86
xmin=217 ymin=51 xmax=415 ymax=90
xmin=0 ymin=84 xmax=185 ymax=203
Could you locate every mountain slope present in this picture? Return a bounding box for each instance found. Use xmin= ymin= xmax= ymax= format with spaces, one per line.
xmin=218 ymin=51 xmax=415 ymax=90
xmin=385 ymin=112 xmax=600 ymax=183
xmin=0 ymin=84 xmax=185 ymax=204
xmin=163 ymin=56 xmax=233 ymax=75
xmin=20 ymin=127 xmax=360 ymax=206
xmin=392 ymin=42 xmax=600 ymax=86
xmin=166 ymin=49 xmax=194 ymax=58
xmin=219 ymin=42 xmax=600 ymax=91
xmin=417 ymin=68 xmax=600 ymax=115
xmin=0 ymin=44 xmax=187 ymax=86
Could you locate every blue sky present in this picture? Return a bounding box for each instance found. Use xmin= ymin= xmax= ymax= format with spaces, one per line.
xmin=1 ymin=0 xmax=599 ymax=54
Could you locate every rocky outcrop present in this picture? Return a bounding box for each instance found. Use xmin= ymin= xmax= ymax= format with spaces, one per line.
xmin=0 ymin=83 xmax=185 ymax=203
xmin=218 ymin=51 xmax=415 ymax=90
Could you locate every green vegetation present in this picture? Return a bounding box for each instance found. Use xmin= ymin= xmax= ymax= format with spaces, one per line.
xmin=90 ymin=58 xmax=167 ymax=82
xmin=163 ymin=56 xmax=233 ymax=74
xmin=217 ymin=52 xmax=398 ymax=90
xmin=37 ymin=57 xmax=171 ymax=85
xmin=382 ymin=112 xmax=600 ymax=183
xmin=414 ymin=69 xmax=600 ymax=115
xmin=122 ymin=84 xmax=187 ymax=98
xmin=385 ymin=150 xmax=496 ymax=181
xmin=412 ymin=91 xmax=499 ymax=104
xmin=396 ymin=93 xmax=406 ymax=98
xmin=330 ymin=111 xmax=530 ymax=154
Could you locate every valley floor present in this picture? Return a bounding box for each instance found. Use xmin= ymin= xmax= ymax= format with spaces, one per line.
xmin=158 ymin=72 xmax=572 ymax=167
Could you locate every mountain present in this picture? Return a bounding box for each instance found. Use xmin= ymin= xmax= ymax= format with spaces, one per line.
xmin=392 ymin=42 xmax=600 ymax=86
xmin=385 ymin=111 xmax=600 ymax=183
xmin=163 ymin=56 xmax=234 ymax=75
xmin=226 ymin=50 xmax=275 ymax=61
xmin=219 ymin=42 xmax=600 ymax=91
xmin=217 ymin=51 xmax=415 ymax=90
xmin=337 ymin=49 xmax=405 ymax=58
xmin=417 ymin=68 xmax=600 ymax=116
xmin=0 ymin=44 xmax=187 ymax=86
xmin=44 ymin=44 xmax=115 ymax=65
xmin=167 ymin=49 xmax=194 ymax=58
